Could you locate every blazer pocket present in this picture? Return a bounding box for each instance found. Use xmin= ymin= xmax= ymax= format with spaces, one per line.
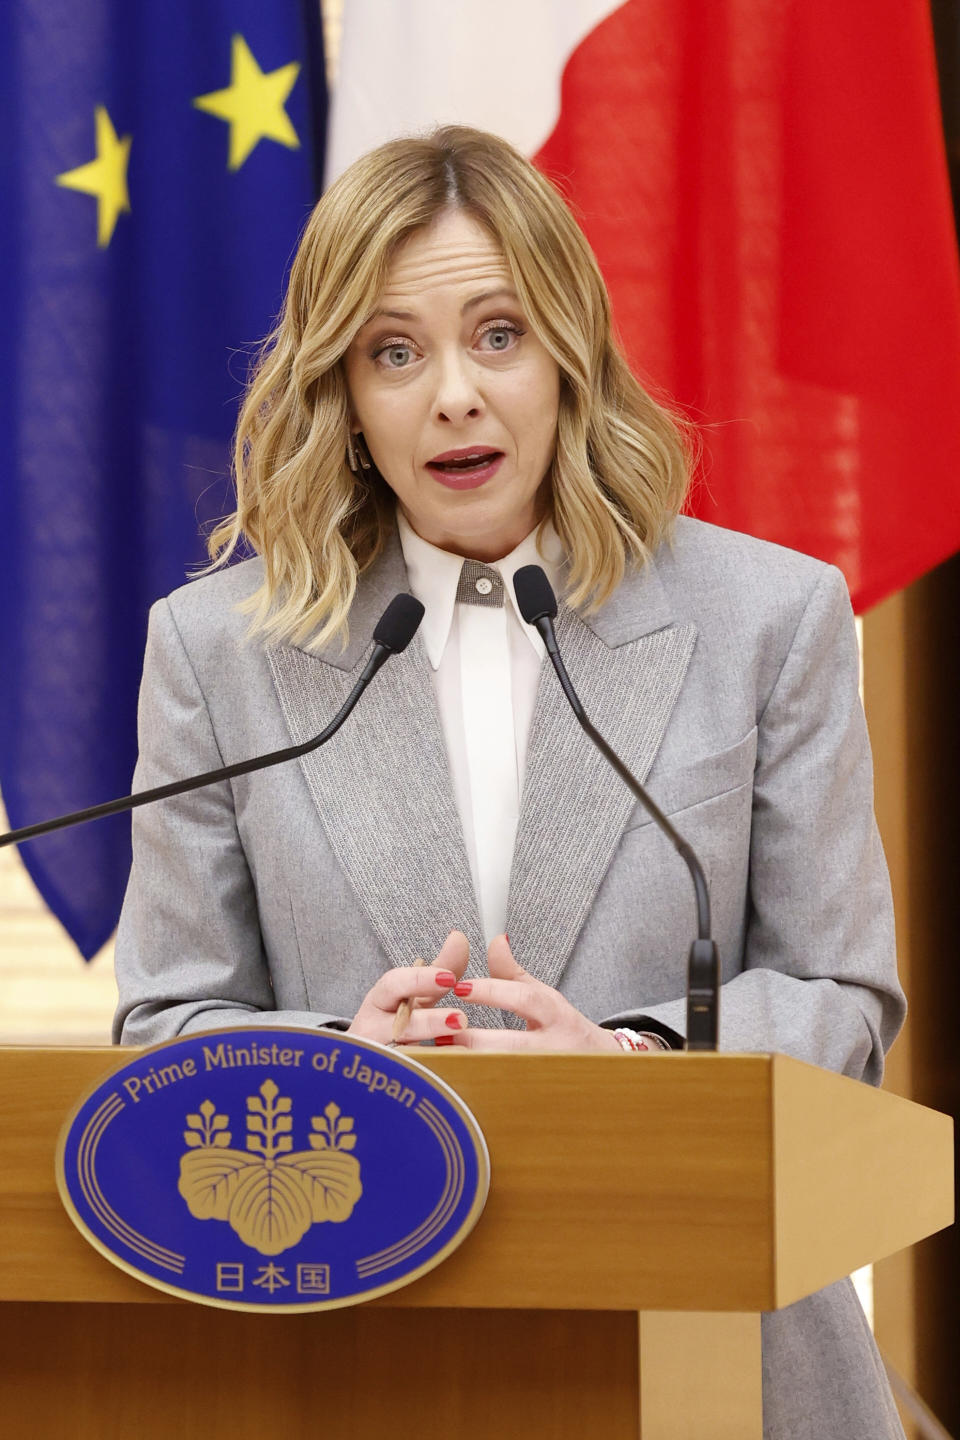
xmin=623 ymin=726 xmax=758 ymax=832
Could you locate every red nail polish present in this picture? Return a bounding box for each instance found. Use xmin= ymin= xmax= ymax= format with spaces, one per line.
xmin=435 ymin=1034 xmax=456 ymax=1046
xmin=505 ymin=933 xmax=510 ymax=946
xmin=445 ymin=1013 xmax=463 ymax=1030
xmin=435 ymin=971 xmax=456 ymax=987
xmin=453 ymin=981 xmax=472 ymax=996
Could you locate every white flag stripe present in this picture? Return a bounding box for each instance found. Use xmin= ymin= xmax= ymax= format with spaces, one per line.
xmin=326 ymin=0 xmax=625 ymax=179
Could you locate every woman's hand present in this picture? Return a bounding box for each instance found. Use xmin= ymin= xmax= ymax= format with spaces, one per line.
xmin=448 ymin=935 xmax=623 ymax=1052
xmin=346 ymin=930 xmax=471 ymax=1045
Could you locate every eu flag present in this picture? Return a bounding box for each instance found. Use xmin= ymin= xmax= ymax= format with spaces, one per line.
xmin=0 ymin=3 xmax=326 ymax=957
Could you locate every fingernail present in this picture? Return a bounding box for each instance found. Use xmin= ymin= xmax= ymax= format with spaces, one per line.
xmin=453 ymin=981 xmax=472 ymax=996
xmin=435 ymin=1034 xmax=456 ymax=1047
xmin=435 ymin=971 xmax=456 ymax=987
xmin=445 ymin=1013 xmax=464 ymax=1030
xmin=505 ymin=933 xmax=510 ymax=946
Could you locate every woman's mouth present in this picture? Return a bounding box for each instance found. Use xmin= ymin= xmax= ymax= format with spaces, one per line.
xmin=425 ymin=447 xmax=505 ymax=490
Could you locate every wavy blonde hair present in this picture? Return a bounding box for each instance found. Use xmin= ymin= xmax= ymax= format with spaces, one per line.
xmin=206 ymin=125 xmax=696 ymax=650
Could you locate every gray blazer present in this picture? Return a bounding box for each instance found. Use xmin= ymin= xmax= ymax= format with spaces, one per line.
xmin=114 ymin=515 xmax=906 ymax=1439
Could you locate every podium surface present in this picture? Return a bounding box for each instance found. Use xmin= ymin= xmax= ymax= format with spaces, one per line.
xmin=0 ymin=1047 xmax=953 ymax=1438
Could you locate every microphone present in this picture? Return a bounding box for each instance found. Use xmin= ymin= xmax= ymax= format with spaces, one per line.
xmin=0 ymin=592 xmax=425 ymax=851
xmin=513 ymin=565 xmax=719 ymax=1051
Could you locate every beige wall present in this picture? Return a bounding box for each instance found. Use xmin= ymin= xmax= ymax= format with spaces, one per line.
xmin=865 ymin=556 xmax=960 ymax=1437
xmin=0 ymin=797 xmax=116 ymax=1044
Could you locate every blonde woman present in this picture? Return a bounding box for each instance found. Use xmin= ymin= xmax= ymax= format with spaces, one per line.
xmin=115 ymin=127 xmax=905 ymax=1438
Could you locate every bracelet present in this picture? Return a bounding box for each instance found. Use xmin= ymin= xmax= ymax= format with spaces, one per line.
xmin=613 ymin=1028 xmax=650 ymax=1052
xmin=639 ymin=1031 xmax=672 ymax=1052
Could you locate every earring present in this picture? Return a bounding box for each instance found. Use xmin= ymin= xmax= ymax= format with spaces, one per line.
xmin=346 ymin=432 xmax=373 ymax=474
xmin=355 ymin=433 xmax=373 ymax=472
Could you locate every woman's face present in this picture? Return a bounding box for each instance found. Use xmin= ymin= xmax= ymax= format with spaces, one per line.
xmin=344 ymin=209 xmax=561 ymax=562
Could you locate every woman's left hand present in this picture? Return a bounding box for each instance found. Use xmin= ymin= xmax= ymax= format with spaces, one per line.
xmin=440 ymin=934 xmax=622 ymax=1052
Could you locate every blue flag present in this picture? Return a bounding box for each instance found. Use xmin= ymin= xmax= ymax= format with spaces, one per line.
xmin=0 ymin=3 xmax=326 ymax=958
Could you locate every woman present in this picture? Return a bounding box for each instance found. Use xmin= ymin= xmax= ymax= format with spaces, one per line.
xmin=114 ymin=126 xmax=906 ymax=1437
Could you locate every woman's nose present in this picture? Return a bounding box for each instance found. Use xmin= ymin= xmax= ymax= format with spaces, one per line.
xmin=433 ymin=351 xmax=484 ymax=424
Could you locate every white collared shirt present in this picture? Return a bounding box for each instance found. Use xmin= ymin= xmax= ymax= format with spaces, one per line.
xmin=397 ymin=511 xmax=564 ymax=944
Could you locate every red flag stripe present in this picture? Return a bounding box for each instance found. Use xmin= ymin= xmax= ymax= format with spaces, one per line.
xmin=535 ymin=0 xmax=960 ymax=609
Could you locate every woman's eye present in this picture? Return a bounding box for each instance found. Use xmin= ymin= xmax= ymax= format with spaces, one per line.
xmin=374 ymin=341 xmax=417 ymax=369
xmin=476 ymin=321 xmax=522 ymax=352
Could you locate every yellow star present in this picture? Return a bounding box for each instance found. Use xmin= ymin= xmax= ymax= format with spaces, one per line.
xmin=55 ymin=105 xmax=132 ymax=248
xmin=194 ymin=34 xmax=300 ymax=171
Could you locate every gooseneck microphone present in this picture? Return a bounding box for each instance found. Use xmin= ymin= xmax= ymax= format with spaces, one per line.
xmin=0 ymin=593 xmax=425 ymax=851
xmin=513 ymin=564 xmax=719 ymax=1051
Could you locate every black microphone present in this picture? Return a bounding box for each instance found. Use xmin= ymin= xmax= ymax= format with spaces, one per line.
xmin=0 ymin=593 xmax=425 ymax=851
xmin=513 ymin=564 xmax=719 ymax=1051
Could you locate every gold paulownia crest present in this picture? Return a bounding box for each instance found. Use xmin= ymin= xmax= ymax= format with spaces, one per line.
xmin=177 ymin=1080 xmax=362 ymax=1256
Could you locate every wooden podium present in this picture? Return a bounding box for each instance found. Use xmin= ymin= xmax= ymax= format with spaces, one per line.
xmin=0 ymin=1047 xmax=952 ymax=1439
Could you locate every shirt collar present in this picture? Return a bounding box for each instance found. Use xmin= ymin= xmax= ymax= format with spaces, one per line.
xmin=396 ymin=509 xmax=565 ymax=670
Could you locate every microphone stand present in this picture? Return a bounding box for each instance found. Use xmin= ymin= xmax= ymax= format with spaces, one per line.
xmin=0 ymin=595 xmax=424 ymax=851
xmin=515 ymin=567 xmax=719 ymax=1051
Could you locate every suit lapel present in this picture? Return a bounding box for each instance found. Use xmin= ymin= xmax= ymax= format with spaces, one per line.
xmin=505 ymin=561 xmax=697 ymax=1015
xmin=267 ymin=530 xmax=695 ymax=1027
xmin=266 ymin=535 xmax=497 ymax=1024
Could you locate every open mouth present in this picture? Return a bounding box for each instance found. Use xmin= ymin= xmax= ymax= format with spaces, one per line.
xmin=426 ymin=448 xmax=505 ymax=490
xmin=426 ymin=448 xmax=504 ymax=474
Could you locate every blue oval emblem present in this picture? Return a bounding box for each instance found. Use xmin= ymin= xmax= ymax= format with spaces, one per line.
xmin=56 ymin=1029 xmax=489 ymax=1311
